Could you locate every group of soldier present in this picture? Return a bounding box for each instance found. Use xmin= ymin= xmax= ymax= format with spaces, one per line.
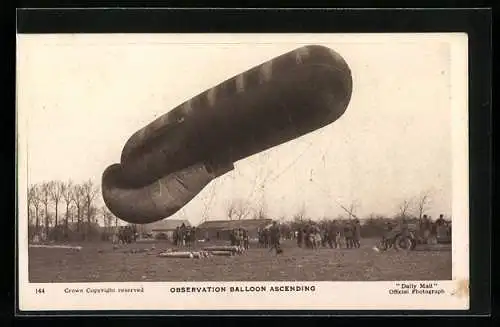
xmin=296 ymin=219 xmax=362 ymax=249
xmin=254 ymin=220 xmax=364 ymax=251
xmin=420 ymin=214 xmax=450 ymax=237
xmin=173 ymin=224 xmax=197 ymax=247
xmin=114 ymin=225 xmax=138 ymax=244
xmin=229 ymin=228 xmax=250 ymax=249
xmin=256 ymin=221 xmax=282 ymax=250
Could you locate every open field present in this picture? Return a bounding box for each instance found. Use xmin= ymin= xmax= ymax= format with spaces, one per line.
xmin=28 ymin=239 xmax=452 ymax=282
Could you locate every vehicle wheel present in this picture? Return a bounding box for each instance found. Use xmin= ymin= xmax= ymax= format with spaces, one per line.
xmin=394 ymin=235 xmax=413 ymax=251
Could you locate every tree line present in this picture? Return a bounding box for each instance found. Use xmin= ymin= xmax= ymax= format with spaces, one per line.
xmin=27 ymin=180 xmax=450 ymax=242
xmin=27 ymin=180 xmax=118 ymax=242
xmin=223 ymin=190 xmax=451 ymax=239
xmin=224 ymin=190 xmax=443 ymax=221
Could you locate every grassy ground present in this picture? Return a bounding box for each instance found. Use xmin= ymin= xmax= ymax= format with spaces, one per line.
xmin=28 ymin=238 xmax=452 ymax=282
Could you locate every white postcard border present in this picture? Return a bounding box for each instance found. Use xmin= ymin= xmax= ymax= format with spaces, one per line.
xmin=16 ymin=33 xmax=470 ymax=311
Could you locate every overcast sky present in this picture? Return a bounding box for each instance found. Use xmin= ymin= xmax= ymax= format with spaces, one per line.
xmin=18 ymin=34 xmax=462 ymax=225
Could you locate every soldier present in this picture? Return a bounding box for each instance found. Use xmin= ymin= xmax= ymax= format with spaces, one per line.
xmin=237 ymin=228 xmax=243 ymax=247
xmin=264 ymin=228 xmax=270 ymax=248
xmin=243 ymin=229 xmax=249 ymax=249
xmin=184 ymin=228 xmax=191 ymax=248
xmin=328 ymin=221 xmax=337 ymax=249
xmin=420 ymin=214 xmax=431 ymax=240
xmin=436 ymin=214 xmax=445 ymax=226
xmin=353 ymin=219 xmax=361 ymax=248
xmin=304 ymin=226 xmax=311 ymax=249
xmin=191 ymin=227 xmax=197 ymax=246
xmin=179 ymin=223 xmax=187 ymax=247
xmin=173 ymin=227 xmax=179 ymax=246
xmin=435 ymin=214 xmax=446 ymax=240
xmin=269 ymin=221 xmax=282 ymax=254
xmin=229 ymin=229 xmax=236 ymax=246
xmin=313 ymin=224 xmax=322 ymax=249
xmin=344 ymin=224 xmax=353 ymax=249
xmin=321 ymin=227 xmax=328 ymax=247
xmin=297 ymin=228 xmax=303 ymax=248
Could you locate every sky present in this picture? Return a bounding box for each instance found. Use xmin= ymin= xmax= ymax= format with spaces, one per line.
xmin=17 ymin=34 xmax=465 ymax=226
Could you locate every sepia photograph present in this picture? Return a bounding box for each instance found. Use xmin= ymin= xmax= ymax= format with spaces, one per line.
xmin=17 ymin=33 xmax=469 ymax=311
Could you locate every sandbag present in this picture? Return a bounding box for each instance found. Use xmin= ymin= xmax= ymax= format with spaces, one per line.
xmin=29 ymin=244 xmax=82 ymax=251
xmin=211 ymin=251 xmax=233 ymax=256
xmin=203 ymin=245 xmax=243 ymax=253
xmin=158 ymin=251 xmax=194 ymax=258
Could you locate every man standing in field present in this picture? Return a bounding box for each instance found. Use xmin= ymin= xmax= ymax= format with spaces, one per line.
xmin=420 ymin=214 xmax=432 ymax=243
xmin=269 ymin=221 xmax=282 ymax=254
xmin=229 ymin=229 xmax=236 ymax=246
xmin=353 ymin=219 xmax=361 ymax=248
xmin=436 ymin=214 xmax=445 ymax=226
xmin=329 ymin=221 xmax=339 ymax=248
xmin=243 ymin=229 xmax=249 ymax=250
xmin=297 ymin=228 xmax=303 ymax=248
xmin=344 ymin=224 xmax=353 ymax=249
xmin=173 ymin=227 xmax=179 ymax=246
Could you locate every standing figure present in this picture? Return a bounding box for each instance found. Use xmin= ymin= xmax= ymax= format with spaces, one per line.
xmin=179 ymin=223 xmax=187 ymax=247
xmin=229 ymin=229 xmax=236 ymax=246
xmin=264 ymin=228 xmax=270 ymax=248
xmin=321 ymin=228 xmax=328 ymax=247
xmin=328 ymin=221 xmax=338 ymax=248
xmin=420 ymin=214 xmax=431 ymax=242
xmin=269 ymin=221 xmax=282 ymax=254
xmin=173 ymin=227 xmax=179 ymax=246
xmin=304 ymin=226 xmax=311 ymax=249
xmin=353 ymin=219 xmax=361 ymax=248
xmin=190 ymin=227 xmax=197 ymax=246
xmin=344 ymin=224 xmax=353 ymax=249
xmin=243 ymin=229 xmax=249 ymax=249
xmin=297 ymin=228 xmax=303 ymax=248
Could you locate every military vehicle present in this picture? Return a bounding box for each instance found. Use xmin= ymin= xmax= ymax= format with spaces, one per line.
xmin=376 ymin=221 xmax=451 ymax=251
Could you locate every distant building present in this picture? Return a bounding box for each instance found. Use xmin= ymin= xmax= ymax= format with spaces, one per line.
xmin=137 ymin=219 xmax=191 ymax=240
xmin=196 ymin=219 xmax=273 ymax=241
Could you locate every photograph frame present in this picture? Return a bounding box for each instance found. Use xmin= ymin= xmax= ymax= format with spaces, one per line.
xmin=13 ymin=7 xmax=492 ymax=318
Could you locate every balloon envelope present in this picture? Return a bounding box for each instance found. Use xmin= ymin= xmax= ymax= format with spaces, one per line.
xmin=102 ymin=45 xmax=353 ymax=224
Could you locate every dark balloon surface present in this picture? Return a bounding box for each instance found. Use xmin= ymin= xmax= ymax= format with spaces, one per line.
xmin=102 ymin=45 xmax=353 ymax=224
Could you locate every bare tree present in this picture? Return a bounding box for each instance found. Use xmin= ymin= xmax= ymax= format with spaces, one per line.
xmin=226 ymin=199 xmax=253 ymax=220
xmin=416 ymin=191 xmax=432 ymax=220
xmin=49 ymin=181 xmax=64 ymax=227
xmin=226 ymin=202 xmax=235 ymax=220
xmin=397 ymin=198 xmax=413 ymax=220
xmin=292 ymin=204 xmax=307 ymax=222
xmin=40 ymin=182 xmax=54 ymax=239
xmin=27 ymin=184 xmax=36 ymax=223
xmin=61 ymin=180 xmax=74 ymax=235
xmin=28 ymin=184 xmax=42 ymax=238
xmin=81 ymin=180 xmax=99 ymax=238
xmin=101 ymin=206 xmax=114 ymax=235
xmin=71 ymin=184 xmax=85 ymax=232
